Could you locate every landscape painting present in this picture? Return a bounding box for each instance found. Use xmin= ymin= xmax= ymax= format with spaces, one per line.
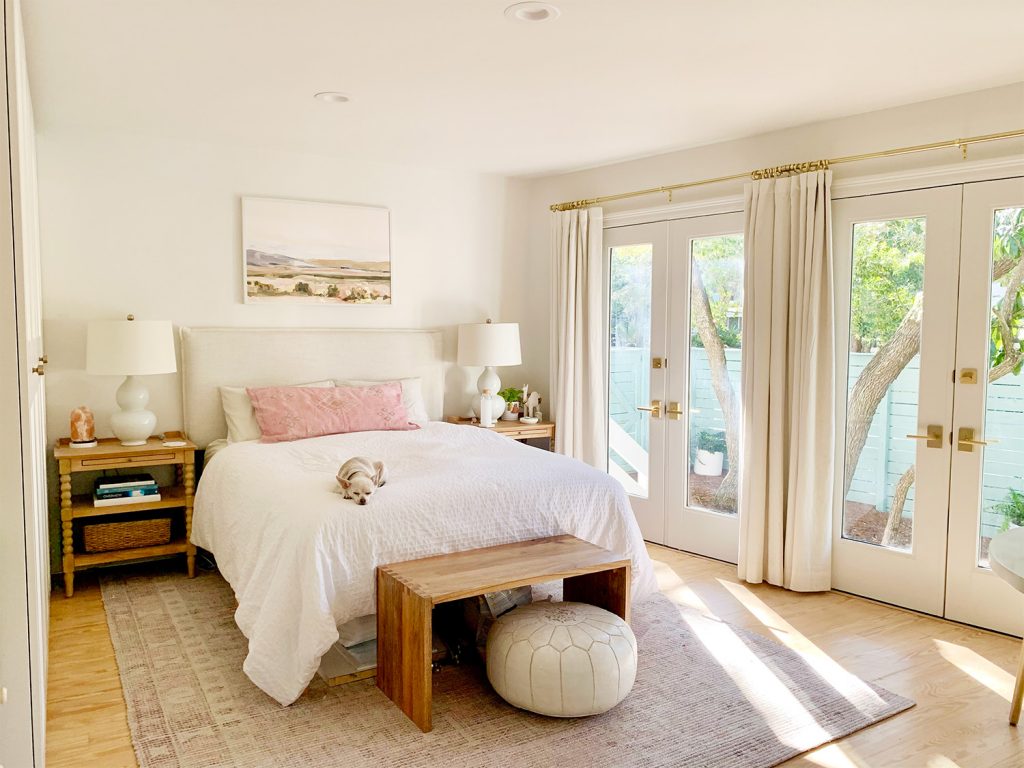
xmin=242 ymin=197 xmax=391 ymax=304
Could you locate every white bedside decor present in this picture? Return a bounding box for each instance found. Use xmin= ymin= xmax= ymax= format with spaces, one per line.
xmin=458 ymin=319 xmax=521 ymax=417
xmin=486 ymin=601 xmax=637 ymax=717
xmin=87 ymin=315 xmax=177 ymax=446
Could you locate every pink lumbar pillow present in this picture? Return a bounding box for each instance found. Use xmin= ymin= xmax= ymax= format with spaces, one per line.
xmin=247 ymin=382 xmax=420 ymax=443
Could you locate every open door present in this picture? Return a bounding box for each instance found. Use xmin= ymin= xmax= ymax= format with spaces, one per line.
xmin=0 ymin=2 xmax=49 ymax=764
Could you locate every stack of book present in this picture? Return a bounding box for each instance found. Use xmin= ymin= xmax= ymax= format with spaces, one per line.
xmin=93 ymin=474 xmax=161 ymax=507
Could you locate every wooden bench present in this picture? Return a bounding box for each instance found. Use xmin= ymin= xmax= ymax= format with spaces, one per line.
xmin=375 ymin=534 xmax=631 ymax=732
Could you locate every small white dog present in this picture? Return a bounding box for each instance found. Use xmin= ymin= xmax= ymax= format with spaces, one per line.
xmin=336 ymin=457 xmax=388 ymax=505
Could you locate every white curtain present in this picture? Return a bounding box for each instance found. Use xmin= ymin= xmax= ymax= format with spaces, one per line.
xmin=550 ymin=207 xmax=607 ymax=468
xmin=738 ymin=170 xmax=835 ymax=592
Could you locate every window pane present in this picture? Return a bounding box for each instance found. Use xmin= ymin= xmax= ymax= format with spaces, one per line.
xmin=687 ymin=234 xmax=743 ymax=515
xmin=979 ymin=206 xmax=1024 ymax=567
xmin=842 ymin=218 xmax=925 ymax=551
xmin=608 ymin=244 xmax=652 ymax=497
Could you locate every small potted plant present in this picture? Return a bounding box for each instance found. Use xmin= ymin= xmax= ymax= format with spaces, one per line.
xmin=993 ymin=487 xmax=1024 ymax=530
xmin=497 ymin=387 xmax=524 ymax=421
xmin=694 ymin=429 xmax=726 ymax=477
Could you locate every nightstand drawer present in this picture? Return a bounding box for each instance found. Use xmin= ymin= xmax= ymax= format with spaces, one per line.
xmin=78 ymin=451 xmax=177 ymax=469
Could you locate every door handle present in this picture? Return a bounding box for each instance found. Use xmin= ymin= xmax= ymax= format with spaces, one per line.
xmin=31 ymin=365 xmax=45 ymax=375
xmin=906 ymin=424 xmax=943 ymax=449
xmin=666 ymin=402 xmax=683 ymax=420
xmin=957 ymin=427 xmax=998 ymax=452
xmin=636 ymin=400 xmax=662 ymax=419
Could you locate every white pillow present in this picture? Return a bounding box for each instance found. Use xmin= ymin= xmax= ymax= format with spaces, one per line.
xmin=219 ymin=380 xmax=334 ymax=442
xmin=339 ymin=377 xmax=430 ymax=426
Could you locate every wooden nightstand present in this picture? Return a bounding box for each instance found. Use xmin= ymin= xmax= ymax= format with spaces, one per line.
xmin=54 ymin=431 xmax=197 ymax=597
xmin=446 ymin=417 xmax=556 ymax=451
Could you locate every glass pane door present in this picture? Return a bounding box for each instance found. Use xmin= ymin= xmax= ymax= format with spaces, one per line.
xmin=841 ymin=217 xmax=926 ymax=551
xmin=686 ymin=233 xmax=743 ymax=517
xmin=946 ymin=178 xmax=1024 ymax=636
xmin=604 ymin=223 xmax=668 ymax=543
xmin=665 ymin=213 xmax=744 ymax=563
xmin=608 ymin=243 xmax=653 ymax=498
xmin=832 ymin=187 xmax=962 ymax=616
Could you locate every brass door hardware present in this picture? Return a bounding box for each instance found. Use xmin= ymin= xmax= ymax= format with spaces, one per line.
xmin=959 ymin=368 xmax=977 ymax=384
xmin=636 ymin=400 xmax=662 ymax=419
xmin=906 ymin=425 xmax=943 ymax=449
xmin=31 ymin=364 xmax=45 ymax=376
xmin=651 ymin=357 xmax=665 ymax=369
xmin=666 ymin=402 xmax=683 ymax=420
xmin=38 ymin=354 xmax=48 ymax=364
xmin=957 ymin=427 xmax=997 ymax=452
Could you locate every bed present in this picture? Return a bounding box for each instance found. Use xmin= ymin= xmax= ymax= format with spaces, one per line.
xmin=182 ymin=327 xmax=657 ymax=706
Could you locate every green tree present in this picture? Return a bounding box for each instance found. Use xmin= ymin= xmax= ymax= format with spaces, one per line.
xmin=849 ymin=219 xmax=924 ymax=352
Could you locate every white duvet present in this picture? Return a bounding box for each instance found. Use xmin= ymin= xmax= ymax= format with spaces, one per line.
xmin=191 ymin=422 xmax=657 ymax=706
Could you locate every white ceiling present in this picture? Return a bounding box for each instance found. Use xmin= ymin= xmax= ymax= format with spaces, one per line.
xmin=22 ymin=0 xmax=1024 ymax=177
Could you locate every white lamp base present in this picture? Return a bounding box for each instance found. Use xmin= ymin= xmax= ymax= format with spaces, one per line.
xmin=477 ymin=365 xmax=501 ymax=396
xmin=474 ymin=366 xmax=507 ymax=423
xmin=110 ymin=375 xmax=157 ymax=446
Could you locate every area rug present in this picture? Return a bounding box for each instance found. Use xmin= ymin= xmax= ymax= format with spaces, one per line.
xmin=101 ymin=570 xmax=913 ymax=768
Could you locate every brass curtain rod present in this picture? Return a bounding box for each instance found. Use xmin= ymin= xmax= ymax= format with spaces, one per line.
xmin=549 ymin=128 xmax=1024 ymax=212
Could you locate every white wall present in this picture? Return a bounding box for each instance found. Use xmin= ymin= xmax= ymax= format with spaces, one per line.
xmin=502 ymin=83 xmax=1024 ymax=397
xmin=38 ymin=129 xmax=512 ymax=443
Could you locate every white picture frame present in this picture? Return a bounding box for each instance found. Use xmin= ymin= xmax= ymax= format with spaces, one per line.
xmin=241 ymin=197 xmax=392 ymax=305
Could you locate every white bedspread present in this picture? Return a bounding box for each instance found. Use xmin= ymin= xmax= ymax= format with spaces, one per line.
xmin=191 ymin=422 xmax=657 ymax=705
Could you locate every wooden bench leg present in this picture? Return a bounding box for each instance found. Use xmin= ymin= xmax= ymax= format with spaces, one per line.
xmin=564 ymin=564 xmax=631 ymax=623
xmin=376 ymin=568 xmax=433 ymax=732
xmin=1011 ymin=637 xmax=1024 ymax=726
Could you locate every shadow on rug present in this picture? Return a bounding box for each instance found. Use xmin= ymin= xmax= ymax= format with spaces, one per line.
xmin=101 ymin=569 xmax=912 ymax=768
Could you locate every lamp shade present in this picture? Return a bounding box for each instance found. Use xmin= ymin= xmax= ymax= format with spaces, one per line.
xmin=457 ymin=322 xmax=521 ymax=367
xmin=86 ymin=319 xmax=177 ymax=376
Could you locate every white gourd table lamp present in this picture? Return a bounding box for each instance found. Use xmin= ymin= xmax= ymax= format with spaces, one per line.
xmin=86 ymin=315 xmax=177 ymax=446
xmin=457 ymin=320 xmax=522 ymax=413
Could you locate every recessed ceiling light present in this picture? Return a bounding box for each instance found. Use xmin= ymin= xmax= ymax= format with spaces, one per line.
xmin=314 ymin=92 xmax=351 ymax=104
xmin=504 ymin=2 xmax=560 ymax=23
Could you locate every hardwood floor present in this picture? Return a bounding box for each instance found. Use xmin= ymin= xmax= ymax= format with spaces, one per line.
xmin=46 ymin=545 xmax=1024 ymax=767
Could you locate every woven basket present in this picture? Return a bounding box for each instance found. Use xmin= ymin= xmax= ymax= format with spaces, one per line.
xmin=83 ymin=518 xmax=171 ymax=553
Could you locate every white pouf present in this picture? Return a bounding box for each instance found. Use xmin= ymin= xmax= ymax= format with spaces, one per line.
xmin=485 ymin=601 xmax=637 ymax=717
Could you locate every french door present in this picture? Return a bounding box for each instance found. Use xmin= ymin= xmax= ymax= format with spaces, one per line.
xmin=946 ymin=178 xmax=1024 ymax=634
xmin=833 ymin=178 xmax=1024 ymax=634
xmin=605 ymin=212 xmax=744 ymax=562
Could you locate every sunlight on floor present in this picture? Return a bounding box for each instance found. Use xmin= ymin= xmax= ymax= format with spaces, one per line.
xmin=924 ymin=756 xmax=965 ymax=768
xmin=804 ymin=742 xmax=870 ymax=768
xmin=716 ymin=579 xmax=888 ymax=716
xmin=651 ymin=558 xmax=715 ymax=615
xmin=683 ymin=610 xmax=832 ymax=748
xmin=934 ymin=638 xmax=1014 ymax=701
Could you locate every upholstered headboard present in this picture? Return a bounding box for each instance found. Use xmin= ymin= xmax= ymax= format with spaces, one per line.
xmin=180 ymin=327 xmax=444 ymax=448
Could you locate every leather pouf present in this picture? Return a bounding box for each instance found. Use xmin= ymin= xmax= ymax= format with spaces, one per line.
xmin=485 ymin=601 xmax=637 ymax=717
